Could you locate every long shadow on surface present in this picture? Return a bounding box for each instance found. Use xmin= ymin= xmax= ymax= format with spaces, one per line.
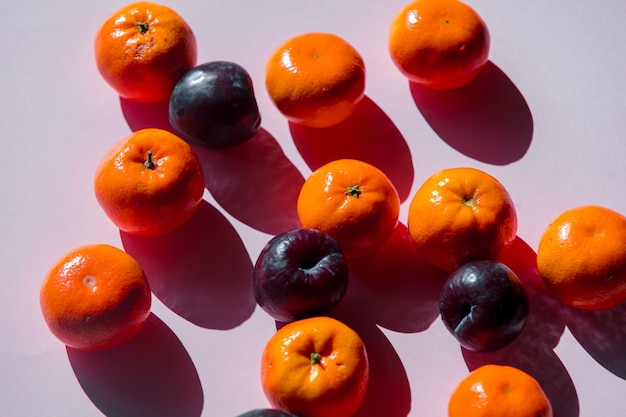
xmin=410 ymin=61 xmax=533 ymax=165
xmin=194 ymin=128 xmax=305 ymax=236
xmin=330 ymin=312 xmax=412 ymax=417
xmin=67 ymin=313 xmax=203 ymax=417
xmin=339 ymin=222 xmax=448 ymax=334
xmin=463 ymin=237 xmax=579 ymax=417
xmin=564 ymin=300 xmax=626 ymax=380
xmin=290 ymin=96 xmax=414 ymax=203
xmin=121 ymin=200 xmax=256 ymax=330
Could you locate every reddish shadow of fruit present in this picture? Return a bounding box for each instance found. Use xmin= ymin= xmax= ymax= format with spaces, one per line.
xmin=290 ymin=96 xmax=414 ymax=203
xmin=334 ymin=222 xmax=449 ymax=334
xmin=120 ymin=200 xmax=256 ymax=330
xmin=67 ymin=313 xmax=203 ymax=417
xmin=410 ymin=61 xmax=533 ymax=165
xmin=564 ymin=299 xmax=626 ymax=380
xmin=195 ymin=128 xmax=305 ymax=235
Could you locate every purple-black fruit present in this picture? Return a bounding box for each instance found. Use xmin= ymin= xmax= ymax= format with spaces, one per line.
xmin=438 ymin=260 xmax=529 ymax=352
xmin=169 ymin=60 xmax=261 ymax=149
xmin=253 ymin=229 xmax=349 ymax=323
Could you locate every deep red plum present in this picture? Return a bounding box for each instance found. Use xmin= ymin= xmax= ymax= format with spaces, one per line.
xmin=439 ymin=260 xmax=529 ymax=352
xmin=169 ymin=60 xmax=261 ymax=149
xmin=253 ymin=229 xmax=349 ymax=323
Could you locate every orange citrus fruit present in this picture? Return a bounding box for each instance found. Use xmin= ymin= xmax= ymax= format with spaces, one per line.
xmin=297 ymin=159 xmax=401 ymax=259
xmin=448 ymin=364 xmax=553 ymax=417
xmin=260 ymin=316 xmax=369 ymax=417
xmin=537 ymin=205 xmax=626 ymax=310
xmin=94 ymin=1 xmax=197 ymax=102
xmin=94 ymin=128 xmax=205 ymax=237
xmin=407 ymin=167 xmax=517 ymax=272
xmin=265 ymin=32 xmax=366 ymax=128
xmin=389 ymin=0 xmax=490 ymax=90
xmin=40 ymin=244 xmax=152 ymax=351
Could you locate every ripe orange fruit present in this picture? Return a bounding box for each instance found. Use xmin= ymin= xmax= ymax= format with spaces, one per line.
xmin=407 ymin=167 xmax=517 ymax=272
xmin=261 ymin=316 xmax=369 ymax=417
xmin=297 ymin=159 xmax=401 ymax=259
xmin=448 ymin=364 xmax=553 ymax=417
xmin=94 ymin=128 xmax=205 ymax=237
xmin=537 ymin=205 xmax=626 ymax=310
xmin=265 ymin=32 xmax=366 ymax=128
xmin=40 ymin=244 xmax=152 ymax=351
xmin=94 ymin=1 xmax=197 ymax=102
xmin=389 ymin=0 xmax=490 ymax=90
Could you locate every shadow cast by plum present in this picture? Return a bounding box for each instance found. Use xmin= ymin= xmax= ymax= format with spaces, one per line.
xmin=195 ymin=128 xmax=305 ymax=236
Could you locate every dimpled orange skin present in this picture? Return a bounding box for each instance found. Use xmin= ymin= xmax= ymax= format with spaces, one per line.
xmin=261 ymin=316 xmax=369 ymax=417
xmin=40 ymin=244 xmax=152 ymax=351
xmin=94 ymin=128 xmax=205 ymax=237
xmin=407 ymin=167 xmax=517 ymax=273
xmin=297 ymin=159 xmax=401 ymax=259
xmin=389 ymin=0 xmax=490 ymax=90
xmin=265 ymin=32 xmax=366 ymax=128
xmin=448 ymin=364 xmax=553 ymax=417
xmin=94 ymin=1 xmax=197 ymax=102
xmin=537 ymin=205 xmax=626 ymax=310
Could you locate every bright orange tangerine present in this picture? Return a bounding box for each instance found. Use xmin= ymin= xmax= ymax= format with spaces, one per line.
xmin=537 ymin=205 xmax=626 ymax=310
xmin=40 ymin=244 xmax=152 ymax=351
xmin=265 ymin=32 xmax=366 ymax=128
xmin=261 ymin=316 xmax=369 ymax=417
xmin=389 ymin=0 xmax=490 ymax=90
xmin=94 ymin=1 xmax=197 ymax=102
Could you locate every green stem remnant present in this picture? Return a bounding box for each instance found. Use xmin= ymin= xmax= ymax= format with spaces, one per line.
xmin=310 ymin=352 xmax=322 ymax=365
xmin=144 ymin=150 xmax=155 ymax=170
xmin=346 ymin=185 xmax=362 ymax=198
xmin=135 ymin=21 xmax=149 ymax=33
xmin=462 ymin=195 xmax=476 ymax=208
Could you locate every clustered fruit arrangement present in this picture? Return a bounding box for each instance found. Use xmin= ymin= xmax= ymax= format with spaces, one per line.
xmin=38 ymin=1 xmax=626 ymax=416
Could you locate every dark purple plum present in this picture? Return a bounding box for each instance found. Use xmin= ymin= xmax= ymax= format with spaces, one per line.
xmin=169 ymin=60 xmax=261 ymax=149
xmin=235 ymin=409 xmax=299 ymax=417
xmin=439 ymin=260 xmax=529 ymax=352
xmin=253 ymin=229 xmax=349 ymax=323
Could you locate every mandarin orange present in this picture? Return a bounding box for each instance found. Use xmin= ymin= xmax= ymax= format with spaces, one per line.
xmin=389 ymin=0 xmax=490 ymax=90
xmin=95 ymin=1 xmax=197 ymax=102
xmin=448 ymin=364 xmax=552 ymax=417
xmin=297 ymin=159 xmax=400 ymax=259
xmin=537 ymin=205 xmax=626 ymax=310
xmin=261 ymin=316 xmax=369 ymax=417
xmin=407 ymin=167 xmax=517 ymax=272
xmin=40 ymin=244 xmax=152 ymax=351
xmin=94 ymin=128 xmax=205 ymax=236
xmin=265 ymin=32 xmax=366 ymax=128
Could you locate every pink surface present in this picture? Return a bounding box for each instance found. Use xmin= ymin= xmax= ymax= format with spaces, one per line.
xmin=2 ymin=1 xmax=626 ymax=416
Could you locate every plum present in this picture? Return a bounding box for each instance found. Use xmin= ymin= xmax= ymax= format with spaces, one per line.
xmin=438 ymin=260 xmax=529 ymax=352
xmin=169 ymin=60 xmax=261 ymax=149
xmin=253 ymin=229 xmax=349 ymax=323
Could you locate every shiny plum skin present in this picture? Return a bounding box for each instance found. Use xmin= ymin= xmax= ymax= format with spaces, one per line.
xmin=235 ymin=409 xmax=300 ymax=417
xmin=438 ymin=260 xmax=529 ymax=352
xmin=169 ymin=60 xmax=261 ymax=149
xmin=253 ymin=229 xmax=349 ymax=323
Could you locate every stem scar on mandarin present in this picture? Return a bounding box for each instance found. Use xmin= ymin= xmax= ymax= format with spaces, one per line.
xmin=135 ymin=22 xmax=149 ymax=33
xmin=462 ymin=195 xmax=476 ymax=208
xmin=310 ymin=352 xmax=322 ymax=365
xmin=345 ymin=185 xmax=362 ymax=198
xmin=144 ymin=150 xmax=155 ymax=169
